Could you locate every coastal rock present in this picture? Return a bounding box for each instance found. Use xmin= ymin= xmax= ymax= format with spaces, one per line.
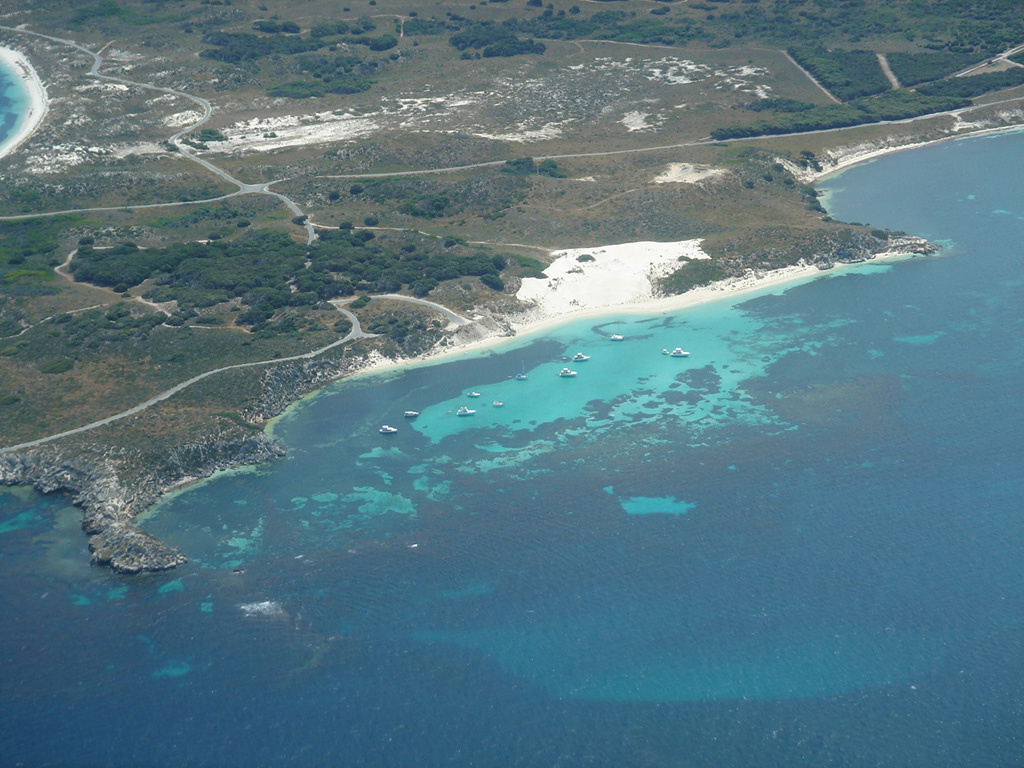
xmin=881 ymin=235 xmax=937 ymax=257
xmin=0 ymin=430 xmax=285 ymax=574
xmin=88 ymin=524 xmax=187 ymax=573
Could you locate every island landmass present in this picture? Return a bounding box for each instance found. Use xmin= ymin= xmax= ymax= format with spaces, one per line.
xmin=1 ymin=0 xmax=1019 ymax=572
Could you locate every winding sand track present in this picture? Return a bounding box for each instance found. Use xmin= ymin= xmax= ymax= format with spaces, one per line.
xmin=376 ymin=294 xmax=474 ymax=329
xmin=0 ymin=295 xmax=473 ymax=455
xmin=0 ymin=304 xmax=369 ymax=454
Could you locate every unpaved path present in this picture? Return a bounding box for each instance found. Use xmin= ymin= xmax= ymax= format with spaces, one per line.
xmin=877 ymin=53 xmax=901 ymax=89
xmin=0 ymin=25 xmax=317 ymax=244
xmin=0 ymin=294 xmax=477 ymax=454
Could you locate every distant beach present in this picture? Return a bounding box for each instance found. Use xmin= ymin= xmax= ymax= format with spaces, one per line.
xmin=0 ymin=45 xmax=48 ymax=161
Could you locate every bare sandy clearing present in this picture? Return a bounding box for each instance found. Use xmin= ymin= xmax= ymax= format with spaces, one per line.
xmin=164 ymin=109 xmax=203 ymax=128
xmin=652 ymin=163 xmax=729 ymax=184
xmin=516 ymin=239 xmax=709 ymax=322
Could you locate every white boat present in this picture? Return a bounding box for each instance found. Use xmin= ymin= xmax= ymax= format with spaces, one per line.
xmin=571 ymin=352 xmax=590 ymax=361
xmin=558 ymin=368 xmax=577 ymax=377
xmin=467 ymin=391 xmax=481 ymax=398
xmin=456 ymin=406 xmax=476 ymax=416
xmin=493 ymin=400 xmax=504 ymax=407
xmin=403 ymin=410 xmax=419 ymax=418
xmin=668 ymin=348 xmax=690 ymax=357
xmin=379 ymin=425 xmax=398 ymax=434
xmin=514 ymin=373 xmax=528 ymax=380
xmin=609 ymin=334 xmax=624 ymax=341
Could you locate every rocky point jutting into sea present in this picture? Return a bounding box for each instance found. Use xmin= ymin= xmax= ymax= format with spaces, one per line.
xmin=0 ymin=432 xmax=284 ymax=573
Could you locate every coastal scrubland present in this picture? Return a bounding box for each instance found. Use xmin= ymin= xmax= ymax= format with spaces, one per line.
xmin=1 ymin=0 xmax=1023 ymax=570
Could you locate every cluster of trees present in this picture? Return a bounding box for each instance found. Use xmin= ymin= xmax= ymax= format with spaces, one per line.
xmin=268 ymin=53 xmax=377 ymax=98
xmin=714 ymin=91 xmax=969 ymax=140
xmin=886 ymin=52 xmax=978 ymax=87
xmin=917 ymin=68 xmax=1024 ymax=99
xmin=357 ymin=174 xmax=527 ymax=223
xmin=788 ymin=47 xmax=891 ymax=101
xmin=480 ymin=37 xmax=546 ymax=57
xmin=202 ymin=17 xmax=398 ymax=99
xmin=507 ymin=10 xmax=703 ymax=46
xmin=0 ymin=217 xmax=69 ymax=270
xmin=254 ymin=17 xmax=377 ymax=37
xmin=855 ymin=90 xmax=968 ymax=121
xmin=47 ymin=303 xmax=165 ymax=348
xmin=397 ymin=194 xmax=451 ymax=218
xmin=67 ymin=228 xmax=512 ymax=326
xmin=70 ymin=0 xmax=179 ymax=26
xmin=403 ymin=18 xmax=449 ymax=36
xmin=252 ymin=20 xmax=300 ymax=34
xmin=660 ymin=259 xmax=726 ymax=294
xmin=203 ymin=28 xmax=398 ymax=64
xmin=144 ymin=205 xmax=247 ymax=229
xmin=500 ymin=158 xmax=568 ymax=177
xmin=201 ymin=31 xmax=326 ymax=63
xmin=70 ymin=233 xmax=313 ymax=316
xmin=449 ymin=23 xmax=545 ymax=57
xmin=310 ymin=228 xmax=507 ymax=297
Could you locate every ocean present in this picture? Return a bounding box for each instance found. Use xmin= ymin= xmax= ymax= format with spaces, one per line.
xmin=2 ymin=128 xmax=1023 ymax=767
xmin=0 ymin=52 xmax=31 ymax=156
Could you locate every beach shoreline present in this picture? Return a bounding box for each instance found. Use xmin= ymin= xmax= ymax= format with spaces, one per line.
xmin=0 ymin=45 xmax=48 ymax=161
xmin=316 ymin=246 xmax=925 ymax=391
xmin=808 ymin=120 xmax=1024 ymax=183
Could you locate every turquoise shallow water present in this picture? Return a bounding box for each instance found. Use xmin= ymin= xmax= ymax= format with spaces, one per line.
xmin=2 ymin=129 xmax=1024 ymax=766
xmin=0 ymin=52 xmax=31 ymax=154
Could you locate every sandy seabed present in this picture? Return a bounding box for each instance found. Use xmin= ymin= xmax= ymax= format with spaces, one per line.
xmin=0 ymin=46 xmax=48 ymax=161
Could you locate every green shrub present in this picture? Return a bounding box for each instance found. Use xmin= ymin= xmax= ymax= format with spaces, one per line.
xmin=479 ymin=273 xmax=505 ymax=291
xmin=39 ymin=357 xmax=74 ymax=374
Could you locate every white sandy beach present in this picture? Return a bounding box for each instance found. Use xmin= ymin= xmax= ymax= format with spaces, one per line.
xmin=343 ymin=239 xmax=917 ymax=387
xmin=515 ymin=239 xmax=710 ymax=320
xmin=0 ymin=45 xmax=48 ymax=161
xmin=507 ymin=241 xmax=839 ymax=338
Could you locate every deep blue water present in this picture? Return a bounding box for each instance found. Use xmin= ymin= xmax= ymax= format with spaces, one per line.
xmin=0 ymin=53 xmax=31 ymax=155
xmin=2 ymin=129 xmax=1023 ymax=767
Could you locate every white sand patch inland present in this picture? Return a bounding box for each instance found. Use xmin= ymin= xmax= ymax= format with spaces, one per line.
xmin=79 ymin=82 xmax=131 ymax=93
xmin=516 ymin=240 xmax=709 ymax=321
xmin=208 ymin=94 xmax=488 ymax=155
xmin=653 ymin=163 xmax=729 ymax=185
xmin=643 ymin=57 xmax=710 ymax=85
xmin=111 ymin=142 xmax=166 ymax=159
xmin=622 ymin=111 xmax=654 ymax=131
xmin=24 ymin=143 xmax=89 ymax=174
xmin=473 ymin=120 xmax=565 ymax=143
xmin=164 ymin=110 xmax=203 ymax=128
xmin=0 ymin=46 xmax=49 ymax=161
xmin=211 ymin=111 xmax=382 ymax=155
